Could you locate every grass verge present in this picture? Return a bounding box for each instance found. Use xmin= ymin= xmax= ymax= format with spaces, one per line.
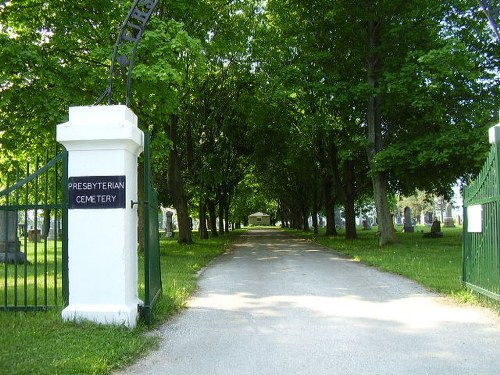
xmin=0 ymin=230 xmax=242 ymax=375
xmin=284 ymin=225 xmax=499 ymax=312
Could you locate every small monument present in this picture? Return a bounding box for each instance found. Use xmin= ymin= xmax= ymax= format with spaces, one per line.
xmin=362 ymin=217 xmax=372 ymax=230
xmin=334 ymin=208 xmax=344 ymax=228
xmin=424 ymin=211 xmax=433 ymax=226
xmin=443 ymin=203 xmax=455 ymax=227
xmin=424 ymin=219 xmax=443 ymax=238
xmin=403 ymin=207 xmax=414 ymax=233
xmin=0 ymin=210 xmax=26 ymax=263
xmin=165 ymin=211 xmax=174 ymax=238
xmin=394 ymin=208 xmax=403 ymax=225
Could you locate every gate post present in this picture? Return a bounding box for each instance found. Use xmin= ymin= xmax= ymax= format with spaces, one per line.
xmin=57 ymin=105 xmax=143 ymax=328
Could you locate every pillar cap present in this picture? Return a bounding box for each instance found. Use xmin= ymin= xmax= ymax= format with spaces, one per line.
xmin=57 ymin=105 xmax=143 ymax=155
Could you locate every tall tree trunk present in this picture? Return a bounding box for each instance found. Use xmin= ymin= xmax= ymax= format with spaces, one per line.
xmin=312 ymin=187 xmax=319 ymax=235
xmin=302 ymin=206 xmax=309 ymax=232
xmin=198 ymin=197 xmax=209 ymax=240
xmin=218 ymin=195 xmax=225 ymax=235
xmin=42 ymin=209 xmax=51 ymax=240
xmin=319 ymin=137 xmax=340 ymax=237
xmin=324 ymin=179 xmax=337 ymax=236
xmin=207 ymin=198 xmax=218 ymax=237
xmin=166 ymin=114 xmax=192 ymax=244
xmin=366 ymin=18 xmax=397 ymax=246
xmin=224 ymin=198 xmax=230 ymax=233
xmin=344 ymin=159 xmax=357 ymax=240
xmin=312 ymin=207 xmax=318 ymax=235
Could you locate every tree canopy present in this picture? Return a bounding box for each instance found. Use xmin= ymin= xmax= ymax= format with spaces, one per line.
xmin=1 ymin=0 xmax=498 ymax=245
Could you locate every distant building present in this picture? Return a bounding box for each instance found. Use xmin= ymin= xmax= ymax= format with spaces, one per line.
xmin=248 ymin=212 xmax=271 ymax=226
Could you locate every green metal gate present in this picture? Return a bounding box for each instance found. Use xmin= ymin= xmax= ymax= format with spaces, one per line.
xmin=1 ymin=134 xmax=162 ymax=319
xmin=1 ymin=150 xmax=68 ymax=311
xmin=139 ymin=132 xmax=162 ymax=323
xmin=462 ymin=132 xmax=500 ymax=301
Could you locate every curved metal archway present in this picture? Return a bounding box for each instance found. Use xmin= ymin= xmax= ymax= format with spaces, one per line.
xmin=95 ymin=0 xmax=160 ymax=106
xmin=479 ymin=0 xmax=499 ymax=42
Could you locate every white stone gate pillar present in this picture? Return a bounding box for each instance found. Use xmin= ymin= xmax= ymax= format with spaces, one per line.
xmin=57 ymin=105 xmax=144 ymax=328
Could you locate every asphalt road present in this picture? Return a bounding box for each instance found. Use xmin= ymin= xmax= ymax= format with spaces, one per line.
xmin=118 ymin=229 xmax=499 ymax=375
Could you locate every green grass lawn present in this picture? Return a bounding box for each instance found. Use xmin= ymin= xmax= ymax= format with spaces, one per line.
xmin=0 ymin=231 xmax=241 ymax=375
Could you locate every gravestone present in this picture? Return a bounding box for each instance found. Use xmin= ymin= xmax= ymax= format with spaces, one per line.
xmin=395 ymin=209 xmax=403 ymax=225
xmin=424 ymin=211 xmax=433 ymax=226
xmin=334 ymin=209 xmax=344 ymax=228
xmin=403 ymin=207 xmax=414 ymax=233
xmin=423 ymin=219 xmax=443 ymax=238
xmin=362 ymin=217 xmax=372 ymax=230
xmin=318 ymin=216 xmax=325 ymax=228
xmin=47 ymin=219 xmax=62 ymax=240
xmin=0 ymin=210 xmax=26 ymax=263
xmin=165 ymin=211 xmax=174 ymax=238
xmin=443 ymin=203 xmax=455 ymax=227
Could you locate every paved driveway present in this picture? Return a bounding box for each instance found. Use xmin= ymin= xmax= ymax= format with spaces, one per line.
xmin=118 ymin=229 xmax=499 ymax=375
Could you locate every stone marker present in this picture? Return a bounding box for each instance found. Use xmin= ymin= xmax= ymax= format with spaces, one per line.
xmin=443 ymin=203 xmax=455 ymax=227
xmin=0 ymin=210 xmax=26 ymax=263
xmin=424 ymin=211 xmax=433 ymax=226
xmin=362 ymin=217 xmax=372 ymax=230
xmin=165 ymin=211 xmax=174 ymax=238
xmin=423 ymin=219 xmax=443 ymax=238
xmin=334 ymin=208 xmax=344 ymax=228
xmin=403 ymin=207 xmax=414 ymax=233
xmin=395 ymin=208 xmax=403 ymax=225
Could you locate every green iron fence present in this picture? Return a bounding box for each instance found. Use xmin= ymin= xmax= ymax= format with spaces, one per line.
xmin=139 ymin=132 xmax=162 ymax=324
xmin=462 ymin=134 xmax=500 ymax=302
xmin=1 ymin=135 xmax=162 ymax=320
xmin=1 ymin=150 xmax=68 ymax=311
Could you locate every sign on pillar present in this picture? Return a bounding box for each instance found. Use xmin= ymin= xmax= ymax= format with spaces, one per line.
xmin=57 ymin=105 xmax=144 ymax=328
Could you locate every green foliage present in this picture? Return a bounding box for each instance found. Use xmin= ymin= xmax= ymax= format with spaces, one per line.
xmin=1 ymin=0 xmax=498 ymax=239
xmin=0 ymin=311 xmax=153 ymax=374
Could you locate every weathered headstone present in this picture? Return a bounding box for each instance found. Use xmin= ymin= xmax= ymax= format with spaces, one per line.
xmin=403 ymin=206 xmax=414 ymax=233
xmin=424 ymin=211 xmax=433 ymax=226
xmin=443 ymin=203 xmax=455 ymax=227
xmin=424 ymin=219 xmax=443 ymax=238
xmin=318 ymin=216 xmax=325 ymax=228
xmin=47 ymin=219 xmax=61 ymax=240
xmin=165 ymin=211 xmax=174 ymax=238
xmin=395 ymin=208 xmax=403 ymax=225
xmin=334 ymin=208 xmax=344 ymax=228
xmin=362 ymin=217 xmax=372 ymax=230
xmin=0 ymin=210 xmax=26 ymax=263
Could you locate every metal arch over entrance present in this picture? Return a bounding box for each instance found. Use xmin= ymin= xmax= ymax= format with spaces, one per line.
xmin=95 ymin=1 xmax=162 ymax=324
xmin=479 ymin=0 xmax=500 ymax=42
xmin=95 ymin=0 xmax=160 ymax=106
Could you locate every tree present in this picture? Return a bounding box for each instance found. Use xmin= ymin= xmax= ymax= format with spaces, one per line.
xmin=0 ymin=1 xmax=123 ymax=167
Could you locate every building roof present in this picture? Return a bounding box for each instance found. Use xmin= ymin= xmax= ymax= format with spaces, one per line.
xmin=248 ymin=212 xmax=270 ymax=217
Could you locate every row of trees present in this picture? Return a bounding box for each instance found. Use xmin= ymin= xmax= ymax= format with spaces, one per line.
xmin=1 ymin=1 xmax=498 ymax=245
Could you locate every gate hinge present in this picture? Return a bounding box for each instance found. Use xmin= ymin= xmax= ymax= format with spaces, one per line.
xmin=131 ymin=200 xmax=149 ymax=208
